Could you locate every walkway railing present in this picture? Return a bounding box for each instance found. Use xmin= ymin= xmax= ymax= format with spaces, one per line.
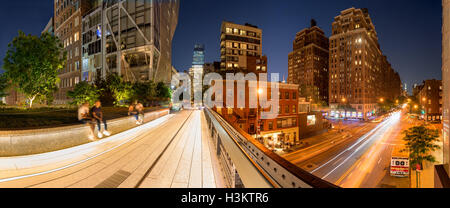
xmin=204 ymin=107 xmax=338 ymax=188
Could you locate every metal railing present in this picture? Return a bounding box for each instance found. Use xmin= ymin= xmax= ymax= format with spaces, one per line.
xmin=204 ymin=108 xmax=338 ymax=188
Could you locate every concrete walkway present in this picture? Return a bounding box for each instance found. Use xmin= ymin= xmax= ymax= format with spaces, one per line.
xmin=0 ymin=110 xmax=225 ymax=188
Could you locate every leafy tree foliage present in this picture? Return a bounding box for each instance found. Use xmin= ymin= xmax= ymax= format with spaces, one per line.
xmin=67 ymin=81 xmax=101 ymax=106
xmin=67 ymin=72 xmax=173 ymax=107
xmin=131 ymin=81 xmax=157 ymax=104
xmin=156 ymin=82 xmax=172 ymax=100
xmin=106 ymin=73 xmax=134 ymax=106
xmin=402 ymin=125 xmax=440 ymax=169
xmin=2 ymin=31 xmax=66 ymax=108
xmin=0 ymin=74 xmax=9 ymax=99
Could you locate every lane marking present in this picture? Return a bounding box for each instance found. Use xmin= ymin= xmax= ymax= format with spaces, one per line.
xmin=320 ymin=113 xmax=401 ymax=179
xmin=311 ymin=117 xmax=392 ymax=174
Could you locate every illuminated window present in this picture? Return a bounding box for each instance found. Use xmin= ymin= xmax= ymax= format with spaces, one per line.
xmin=74 ymin=32 xmax=79 ymax=42
xmin=307 ymin=115 xmax=316 ymax=126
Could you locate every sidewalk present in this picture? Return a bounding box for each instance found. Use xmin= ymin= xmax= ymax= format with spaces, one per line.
xmin=410 ymin=136 xmax=443 ymax=188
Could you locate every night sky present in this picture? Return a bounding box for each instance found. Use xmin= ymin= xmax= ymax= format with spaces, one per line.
xmin=0 ymin=0 xmax=442 ymax=93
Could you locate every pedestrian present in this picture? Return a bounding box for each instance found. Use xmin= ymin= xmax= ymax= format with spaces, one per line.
xmin=135 ymin=101 xmax=145 ymax=125
xmin=92 ymin=100 xmax=111 ymax=139
xmin=78 ymin=102 xmax=96 ymax=141
xmin=129 ymin=101 xmax=143 ymax=125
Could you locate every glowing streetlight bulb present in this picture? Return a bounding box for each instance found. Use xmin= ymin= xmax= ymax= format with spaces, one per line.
xmin=257 ymin=88 xmax=264 ymax=95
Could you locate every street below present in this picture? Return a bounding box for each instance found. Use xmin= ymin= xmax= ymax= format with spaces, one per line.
xmin=284 ymin=110 xmax=436 ymax=188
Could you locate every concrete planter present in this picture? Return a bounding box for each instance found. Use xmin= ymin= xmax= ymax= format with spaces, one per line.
xmin=0 ymin=109 xmax=170 ymax=157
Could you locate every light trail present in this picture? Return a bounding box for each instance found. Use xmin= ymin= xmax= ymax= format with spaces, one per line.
xmin=311 ymin=115 xmax=393 ymax=174
xmin=0 ymin=114 xmax=174 ymax=183
xmin=321 ymin=112 xmax=401 ymax=180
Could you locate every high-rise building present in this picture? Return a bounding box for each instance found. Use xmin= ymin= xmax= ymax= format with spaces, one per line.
xmin=436 ymin=0 xmax=450 ymax=188
xmin=100 ymin=0 xmax=179 ymax=84
xmin=220 ymin=21 xmax=267 ymax=74
xmin=53 ymin=0 xmax=90 ymax=104
xmin=81 ymin=0 xmax=103 ymax=82
xmin=42 ymin=17 xmax=55 ymax=35
xmin=288 ymin=19 xmax=329 ymax=104
xmin=328 ymin=8 xmax=401 ymax=120
xmin=189 ymin=44 xmax=205 ymax=107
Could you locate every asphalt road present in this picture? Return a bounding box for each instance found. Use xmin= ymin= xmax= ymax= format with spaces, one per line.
xmin=285 ymin=110 xmax=420 ymax=188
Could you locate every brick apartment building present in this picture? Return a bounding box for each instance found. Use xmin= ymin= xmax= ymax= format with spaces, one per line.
xmin=417 ymin=79 xmax=443 ymax=122
xmin=53 ymin=0 xmax=92 ymax=104
xmin=212 ymin=81 xmax=300 ymax=150
xmin=328 ymin=7 xmax=402 ymax=120
xmin=288 ymin=20 xmax=329 ymax=104
xmin=220 ymin=21 xmax=267 ymax=74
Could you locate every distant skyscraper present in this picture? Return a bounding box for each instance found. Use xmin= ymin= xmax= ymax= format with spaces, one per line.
xmin=192 ymin=44 xmax=205 ymax=67
xmin=189 ymin=44 xmax=205 ymax=107
xmin=288 ymin=19 xmax=329 ymax=104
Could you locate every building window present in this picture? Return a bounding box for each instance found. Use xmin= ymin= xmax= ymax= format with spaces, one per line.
xmin=292 ymin=105 xmax=297 ymax=113
xmin=268 ymin=122 xmax=273 ymax=130
xmin=285 ymin=106 xmax=290 ymax=114
xmin=75 ymin=61 xmax=80 ymax=71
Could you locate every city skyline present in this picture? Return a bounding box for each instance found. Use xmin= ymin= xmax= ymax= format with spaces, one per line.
xmin=0 ymin=1 xmax=442 ymax=93
xmin=0 ymin=0 xmax=448 ymax=190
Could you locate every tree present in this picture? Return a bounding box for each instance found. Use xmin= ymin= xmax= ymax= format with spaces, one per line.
xmin=0 ymin=74 xmax=9 ymax=99
xmin=2 ymin=31 xmax=66 ymax=108
xmin=94 ymin=72 xmax=115 ymax=107
xmin=67 ymin=81 xmax=101 ymax=106
xmin=131 ymin=81 xmax=157 ymax=105
xmin=402 ymin=125 xmax=440 ymax=169
xmin=156 ymin=82 xmax=172 ymax=100
xmin=106 ymin=73 xmax=134 ymax=106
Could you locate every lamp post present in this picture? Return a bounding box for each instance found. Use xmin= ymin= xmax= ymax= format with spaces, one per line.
xmin=257 ymin=88 xmax=263 ymax=142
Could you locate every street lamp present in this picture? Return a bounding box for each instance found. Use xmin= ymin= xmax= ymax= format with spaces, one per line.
xmin=258 ymin=88 xmax=264 ymax=95
xmin=256 ymin=88 xmax=263 ymax=143
xmin=380 ymin=98 xmax=384 ymax=103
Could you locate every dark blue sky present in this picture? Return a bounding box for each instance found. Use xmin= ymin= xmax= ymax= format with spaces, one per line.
xmin=0 ymin=0 xmax=442 ymax=92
